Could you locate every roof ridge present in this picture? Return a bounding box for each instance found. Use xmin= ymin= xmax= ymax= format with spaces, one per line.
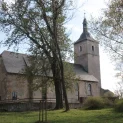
xmin=1 ymin=50 xmax=28 ymax=56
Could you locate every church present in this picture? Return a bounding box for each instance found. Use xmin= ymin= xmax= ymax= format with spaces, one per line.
xmin=0 ymin=18 xmax=101 ymax=103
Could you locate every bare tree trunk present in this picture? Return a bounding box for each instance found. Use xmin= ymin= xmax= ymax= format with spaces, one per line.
xmin=60 ymin=62 xmax=69 ymax=111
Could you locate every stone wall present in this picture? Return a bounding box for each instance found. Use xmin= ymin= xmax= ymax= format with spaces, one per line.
xmin=0 ymin=101 xmax=55 ymax=112
xmin=0 ymin=56 xmax=7 ymax=100
xmin=0 ymin=100 xmax=82 ymax=112
xmin=6 ymin=74 xmax=29 ymax=99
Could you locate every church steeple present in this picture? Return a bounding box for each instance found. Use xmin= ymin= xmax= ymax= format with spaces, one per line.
xmin=74 ymin=17 xmax=96 ymax=44
xmin=74 ymin=16 xmax=101 ymax=95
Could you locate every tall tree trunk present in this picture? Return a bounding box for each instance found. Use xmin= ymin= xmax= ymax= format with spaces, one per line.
xmin=54 ymin=79 xmax=63 ymax=109
xmin=51 ymin=0 xmax=69 ymax=111
xmin=51 ymin=61 xmax=63 ymax=109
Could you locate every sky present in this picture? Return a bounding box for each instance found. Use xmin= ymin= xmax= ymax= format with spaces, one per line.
xmin=0 ymin=0 xmax=118 ymax=92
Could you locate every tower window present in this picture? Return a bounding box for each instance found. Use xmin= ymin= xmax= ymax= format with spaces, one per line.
xmin=92 ymin=46 xmax=94 ymax=51
xmin=79 ymin=46 xmax=82 ymax=52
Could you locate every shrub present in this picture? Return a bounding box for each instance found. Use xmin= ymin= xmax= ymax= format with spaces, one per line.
xmin=83 ymin=97 xmax=104 ymax=110
xmin=114 ymin=99 xmax=123 ymax=112
xmin=103 ymin=91 xmax=114 ymax=97
xmin=103 ymin=97 xmax=114 ymax=108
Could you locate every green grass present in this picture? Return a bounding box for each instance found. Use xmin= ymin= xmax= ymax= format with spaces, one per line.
xmin=0 ymin=108 xmax=123 ymax=123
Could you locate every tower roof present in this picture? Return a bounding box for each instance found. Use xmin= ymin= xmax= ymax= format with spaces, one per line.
xmin=74 ymin=18 xmax=97 ymax=44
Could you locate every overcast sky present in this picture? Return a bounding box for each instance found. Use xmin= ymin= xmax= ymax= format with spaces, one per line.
xmin=0 ymin=0 xmax=118 ymax=92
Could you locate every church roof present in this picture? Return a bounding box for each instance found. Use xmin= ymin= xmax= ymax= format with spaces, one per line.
xmin=72 ymin=63 xmax=98 ymax=82
xmin=1 ymin=51 xmax=98 ymax=82
xmin=2 ymin=51 xmax=27 ymax=74
xmin=74 ymin=18 xmax=98 ymax=44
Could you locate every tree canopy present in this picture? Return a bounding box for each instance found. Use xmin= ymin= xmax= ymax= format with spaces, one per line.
xmin=0 ymin=0 xmax=75 ymax=111
xmin=90 ymin=0 xmax=123 ymax=61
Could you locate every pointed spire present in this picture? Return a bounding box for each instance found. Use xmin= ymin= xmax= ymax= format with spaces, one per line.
xmin=84 ymin=11 xmax=86 ymax=18
xmin=83 ymin=17 xmax=88 ymax=33
xmin=74 ymin=16 xmax=97 ymax=44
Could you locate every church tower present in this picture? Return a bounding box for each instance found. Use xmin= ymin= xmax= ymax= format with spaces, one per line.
xmin=74 ymin=18 xmax=101 ymax=91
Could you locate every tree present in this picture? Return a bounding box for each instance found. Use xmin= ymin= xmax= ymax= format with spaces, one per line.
xmin=114 ymin=62 xmax=123 ymax=98
xmin=24 ymin=48 xmax=76 ymax=107
xmin=90 ymin=0 xmax=123 ymax=96
xmin=0 ymin=0 xmax=73 ymax=111
xmin=90 ymin=0 xmax=123 ymax=61
xmin=24 ymin=53 xmax=76 ymax=103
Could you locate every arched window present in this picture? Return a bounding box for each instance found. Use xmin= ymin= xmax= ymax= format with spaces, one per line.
xmin=92 ymin=46 xmax=94 ymax=51
xmin=87 ymin=84 xmax=92 ymax=96
xmin=79 ymin=46 xmax=82 ymax=52
xmin=12 ymin=91 xmax=17 ymax=100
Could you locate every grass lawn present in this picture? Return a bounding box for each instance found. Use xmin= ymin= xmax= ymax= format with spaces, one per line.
xmin=0 ymin=108 xmax=123 ymax=123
